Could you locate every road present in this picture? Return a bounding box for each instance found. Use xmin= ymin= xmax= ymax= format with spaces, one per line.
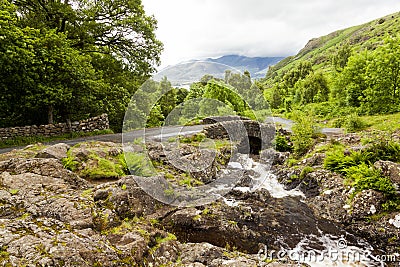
xmin=0 ymin=125 xmax=205 ymax=154
xmin=0 ymin=117 xmax=343 ymax=154
xmin=265 ymin=116 xmax=343 ymax=135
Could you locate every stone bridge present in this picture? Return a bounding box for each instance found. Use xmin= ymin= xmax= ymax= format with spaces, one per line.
xmin=202 ymin=118 xmax=275 ymax=155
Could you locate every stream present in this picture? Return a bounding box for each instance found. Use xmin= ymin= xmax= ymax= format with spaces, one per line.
xmin=223 ymin=155 xmax=385 ymax=267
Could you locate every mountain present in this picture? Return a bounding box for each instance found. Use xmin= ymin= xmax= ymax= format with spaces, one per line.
xmin=206 ymin=55 xmax=284 ymax=78
xmin=264 ymin=11 xmax=400 ymax=79
xmin=154 ymin=55 xmax=284 ymax=86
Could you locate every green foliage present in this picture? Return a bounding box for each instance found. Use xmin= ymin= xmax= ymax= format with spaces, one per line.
xmin=123 ymin=152 xmax=155 ymax=177
xmin=62 ymin=150 xmax=79 ymax=172
xmin=300 ymin=166 xmax=314 ymax=179
xmin=0 ymin=0 xmax=162 ymax=131
xmin=81 ymin=154 xmax=126 ymax=179
xmin=293 ymin=72 xmax=329 ymax=104
xmin=333 ymin=113 xmax=366 ymax=132
xmin=324 ymin=140 xmax=399 ymax=206
xmin=290 ymin=111 xmax=316 ymax=156
xmin=273 ymin=134 xmax=293 ymax=152
xmin=364 ymin=139 xmax=400 ymax=163
xmin=331 ymin=43 xmax=352 ymax=72
xmin=344 ymin=164 xmax=395 ymax=194
xmin=324 ymin=150 xmax=366 ymax=174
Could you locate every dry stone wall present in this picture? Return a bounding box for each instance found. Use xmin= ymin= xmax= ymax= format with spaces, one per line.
xmin=0 ymin=114 xmax=109 ymax=139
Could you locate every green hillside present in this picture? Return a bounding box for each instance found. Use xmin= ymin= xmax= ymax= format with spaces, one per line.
xmin=261 ymin=11 xmax=400 ymax=129
xmin=265 ymin=11 xmax=400 ymax=78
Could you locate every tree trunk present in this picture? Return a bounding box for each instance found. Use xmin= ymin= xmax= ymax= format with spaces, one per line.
xmin=66 ymin=115 xmax=72 ymax=132
xmin=48 ymin=105 xmax=54 ymax=124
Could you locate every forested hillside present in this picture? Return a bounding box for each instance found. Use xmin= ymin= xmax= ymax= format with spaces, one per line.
xmin=0 ymin=0 xmax=162 ymax=131
xmin=262 ymin=11 xmax=400 ymax=126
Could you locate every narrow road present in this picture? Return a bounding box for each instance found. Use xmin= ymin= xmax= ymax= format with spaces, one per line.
xmin=0 ymin=125 xmax=205 ymax=154
xmin=0 ymin=117 xmax=343 ymax=154
xmin=265 ymin=116 xmax=343 ymax=135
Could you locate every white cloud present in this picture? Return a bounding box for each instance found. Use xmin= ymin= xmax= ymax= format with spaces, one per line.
xmin=142 ymin=0 xmax=400 ymax=68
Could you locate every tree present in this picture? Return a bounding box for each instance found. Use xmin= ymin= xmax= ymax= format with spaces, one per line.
xmin=0 ymin=0 xmax=38 ymax=126
xmin=294 ymin=72 xmax=329 ymax=104
xmin=364 ymin=36 xmax=400 ymax=114
xmin=333 ymin=51 xmax=370 ymax=107
xmin=12 ymin=0 xmax=163 ymax=76
xmin=282 ymin=61 xmax=313 ymax=90
xmin=332 ymin=43 xmax=352 ymax=72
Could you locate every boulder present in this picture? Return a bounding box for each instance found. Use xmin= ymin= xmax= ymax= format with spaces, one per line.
xmin=374 ymin=160 xmax=400 ymax=186
xmin=350 ymin=189 xmax=385 ymax=220
xmin=35 ymin=143 xmax=70 ymax=160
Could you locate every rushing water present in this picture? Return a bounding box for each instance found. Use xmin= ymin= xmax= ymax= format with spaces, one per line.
xmin=227 ymin=155 xmax=385 ymax=267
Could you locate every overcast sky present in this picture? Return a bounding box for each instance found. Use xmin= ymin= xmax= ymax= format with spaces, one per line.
xmin=142 ymin=0 xmax=400 ymax=68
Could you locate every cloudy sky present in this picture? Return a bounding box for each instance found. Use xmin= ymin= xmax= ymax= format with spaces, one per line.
xmin=142 ymin=0 xmax=400 ymax=68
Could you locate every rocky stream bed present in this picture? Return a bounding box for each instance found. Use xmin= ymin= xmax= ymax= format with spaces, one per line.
xmin=0 ymin=129 xmax=399 ymax=266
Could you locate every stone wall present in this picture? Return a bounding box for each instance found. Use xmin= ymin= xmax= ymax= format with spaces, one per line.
xmin=0 ymin=114 xmax=109 ymax=139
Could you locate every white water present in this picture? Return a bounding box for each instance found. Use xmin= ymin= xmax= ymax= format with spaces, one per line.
xmin=227 ymin=155 xmax=384 ymax=267
xmin=287 ymin=232 xmax=384 ymax=267
xmin=228 ymin=155 xmax=305 ymax=198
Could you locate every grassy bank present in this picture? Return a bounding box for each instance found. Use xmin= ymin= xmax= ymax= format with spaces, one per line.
xmin=0 ymin=129 xmax=114 ymax=149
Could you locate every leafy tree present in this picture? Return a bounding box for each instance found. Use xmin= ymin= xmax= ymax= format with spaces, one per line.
xmin=282 ymin=61 xmax=313 ymax=89
xmin=12 ymin=0 xmax=163 ymax=75
xmin=363 ymin=36 xmax=400 ymax=114
xmin=291 ymin=111 xmax=316 ymax=156
xmin=294 ymin=72 xmax=329 ymax=104
xmin=333 ymin=51 xmax=370 ymax=107
xmin=0 ymin=0 xmax=38 ymax=126
xmin=203 ymin=80 xmax=247 ymax=115
xmin=332 ymin=43 xmax=352 ymax=72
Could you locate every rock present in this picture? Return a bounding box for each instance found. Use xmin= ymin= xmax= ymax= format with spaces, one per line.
xmin=350 ymin=189 xmax=385 ymax=220
xmin=163 ymin=189 xmax=346 ymax=254
xmin=374 ymin=160 xmax=400 ymax=186
xmin=0 ymin=158 xmax=88 ymax=189
xmin=300 ymin=153 xmax=325 ymax=167
xmin=260 ymin=148 xmax=290 ymax=166
xmin=389 ymin=213 xmax=400 ymax=228
xmin=35 ymin=143 xmax=70 ymax=160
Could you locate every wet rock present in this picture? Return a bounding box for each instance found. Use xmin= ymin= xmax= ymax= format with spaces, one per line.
xmin=35 ymin=143 xmax=70 ymax=160
xmin=374 ymin=160 xmax=400 ymax=187
xmin=163 ymin=188 xmax=344 ymax=254
xmin=260 ymin=148 xmax=290 ymax=166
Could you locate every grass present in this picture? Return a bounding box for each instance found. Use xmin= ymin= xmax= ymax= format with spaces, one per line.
xmin=0 ymin=129 xmax=114 ymax=149
xmin=362 ymin=113 xmax=400 ymax=132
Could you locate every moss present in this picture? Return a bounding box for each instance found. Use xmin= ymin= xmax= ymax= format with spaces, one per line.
xmin=8 ymin=189 xmax=19 ymax=195
xmin=123 ymin=152 xmax=155 ymax=177
xmin=81 ymin=153 xmax=126 ymax=179
xmin=192 ymin=214 xmax=201 ymax=221
xmin=300 ymin=166 xmax=314 ymax=179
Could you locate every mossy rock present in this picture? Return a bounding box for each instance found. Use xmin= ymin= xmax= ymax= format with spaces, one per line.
xmin=62 ymin=141 xmax=127 ymax=180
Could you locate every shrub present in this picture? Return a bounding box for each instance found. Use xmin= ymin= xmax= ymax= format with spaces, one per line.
xmin=345 ymin=164 xmax=396 ymax=195
xmin=344 ymin=113 xmax=366 ymax=132
xmin=365 ymin=139 xmax=400 ymax=163
xmin=123 ymin=152 xmax=155 ymax=177
xmin=291 ymin=111 xmax=316 ymax=156
xmin=273 ymin=134 xmax=293 ymax=152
